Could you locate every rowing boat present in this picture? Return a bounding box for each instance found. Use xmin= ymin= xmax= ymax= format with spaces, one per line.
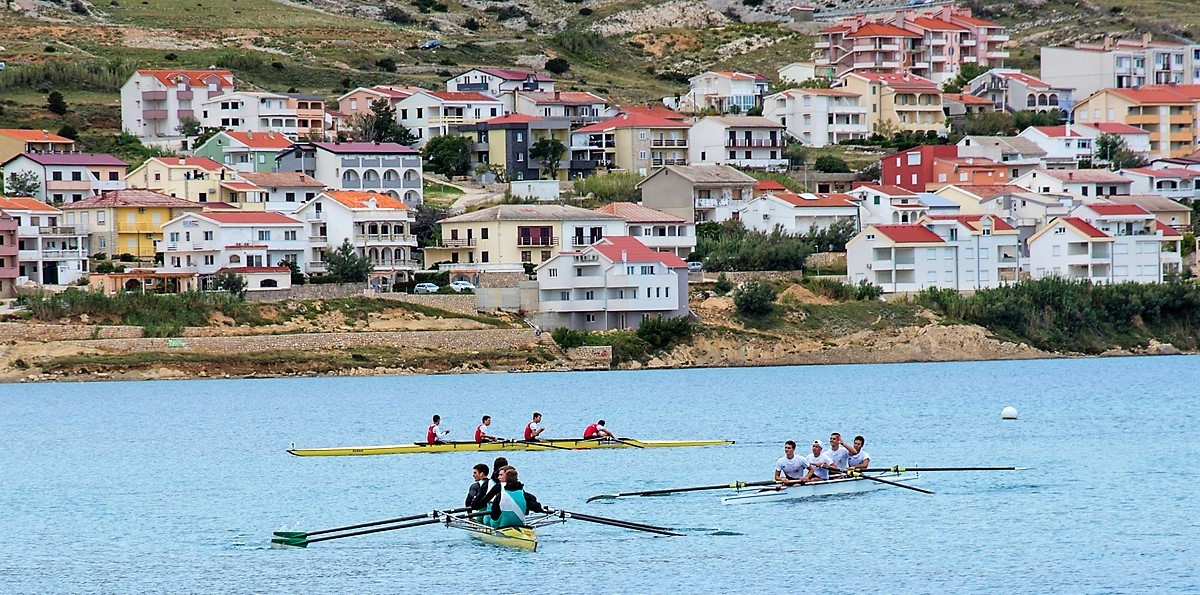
xmin=442 ymin=509 xmax=566 ymax=552
xmin=720 ymin=472 xmax=919 ymax=505
xmin=287 ymin=438 xmax=734 ymax=457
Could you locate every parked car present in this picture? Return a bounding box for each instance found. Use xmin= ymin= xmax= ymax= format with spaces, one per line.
xmin=419 ymin=39 xmax=442 ymax=50
xmin=687 ymin=262 xmax=704 ymax=272
xmin=449 ymin=280 xmax=476 ymax=293
xmin=413 ymin=283 xmax=440 ymax=294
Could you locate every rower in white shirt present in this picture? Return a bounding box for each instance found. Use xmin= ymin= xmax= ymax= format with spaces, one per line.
xmin=825 ymin=432 xmax=859 ymax=476
xmin=774 ymin=440 xmax=809 ymax=484
xmin=801 ymin=441 xmax=836 ymax=482
xmin=523 ymin=412 xmax=545 ymax=441
xmin=847 ymin=435 xmax=870 ymax=471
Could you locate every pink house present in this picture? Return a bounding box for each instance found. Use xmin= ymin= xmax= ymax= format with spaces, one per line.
xmin=0 ymin=209 xmax=17 ymax=297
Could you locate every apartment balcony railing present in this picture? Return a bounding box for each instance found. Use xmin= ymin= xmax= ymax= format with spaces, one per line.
xmin=402 ymin=179 xmax=421 ymax=188
xmin=144 ymin=109 xmax=168 ymax=120
xmin=725 ymin=138 xmax=783 ymax=148
xmin=517 ymin=236 xmax=556 ymax=247
xmin=651 ymin=158 xmax=687 ymax=166
xmin=570 ymin=235 xmax=603 ymax=246
xmin=142 ymin=90 xmax=167 ymax=101
xmin=364 ymin=234 xmax=417 ymax=243
xmin=650 ymin=139 xmax=688 ymax=148
xmin=38 ymin=226 xmax=78 ymax=235
xmin=309 ymin=235 xmax=328 ymax=243
xmin=116 ymin=222 xmax=161 ymax=233
xmin=362 ymin=179 xmax=382 ymax=189
xmin=341 ymin=179 xmax=362 ymax=189
xmin=440 ymin=238 xmax=476 ymax=248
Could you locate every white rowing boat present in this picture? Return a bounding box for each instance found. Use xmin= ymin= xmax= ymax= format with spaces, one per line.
xmin=720 ymin=472 xmax=919 ymax=505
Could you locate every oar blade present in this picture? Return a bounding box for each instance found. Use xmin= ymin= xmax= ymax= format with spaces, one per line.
xmin=272 ymin=531 xmax=307 ymax=539
xmin=270 ymin=537 xmax=309 ymax=548
xmin=585 ymin=494 xmax=618 ymax=503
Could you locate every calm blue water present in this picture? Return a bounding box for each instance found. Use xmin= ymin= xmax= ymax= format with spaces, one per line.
xmin=2 ymin=357 xmax=1198 ymax=594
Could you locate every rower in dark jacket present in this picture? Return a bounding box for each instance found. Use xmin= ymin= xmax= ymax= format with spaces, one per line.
xmin=465 ymin=463 xmax=491 ymax=509
xmin=481 ymin=465 xmax=547 ymax=529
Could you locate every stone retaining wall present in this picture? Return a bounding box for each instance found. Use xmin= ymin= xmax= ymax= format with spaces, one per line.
xmin=714 ymin=271 xmax=806 ymax=284
xmin=76 ymin=328 xmax=539 ymax=354
xmin=0 ymin=322 xmax=143 ymax=342
xmin=245 ymin=283 xmax=369 ymax=301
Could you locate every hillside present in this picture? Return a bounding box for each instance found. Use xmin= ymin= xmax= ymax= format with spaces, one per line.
xmin=2 ymin=0 xmax=1200 ymax=134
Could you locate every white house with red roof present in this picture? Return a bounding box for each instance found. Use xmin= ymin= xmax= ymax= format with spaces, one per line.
xmin=395 ymin=91 xmax=505 ymax=145
xmin=1017 ymin=125 xmax=1094 ymax=166
xmin=159 ymin=211 xmax=306 ymax=282
xmin=121 ymin=69 xmax=235 ymax=141
xmin=238 ymin=172 xmax=326 ymax=213
xmin=191 ymin=130 xmax=294 ymax=173
xmin=593 ymin=202 xmax=695 ymax=258
xmin=534 ymin=236 xmax=689 ymax=331
xmin=965 ymin=69 xmax=1072 ymax=114
xmin=738 ymin=190 xmax=859 ymax=235
xmin=1012 ymin=168 xmax=1132 ymax=199
xmin=446 ymin=68 xmax=555 ymax=96
xmin=847 ymin=213 xmax=1019 ymax=293
xmin=848 ymin=184 xmax=929 ymax=225
xmin=1077 ymin=123 xmax=1152 ymax=158
xmin=1027 ymin=202 xmax=1182 ymax=282
xmin=762 ymin=88 xmax=869 ymax=147
xmin=513 ymin=91 xmax=608 ymax=125
xmin=0 ymin=196 xmax=89 ymax=286
xmin=336 ymin=85 xmax=426 ymax=119
xmin=275 ymin=142 xmax=423 ymax=207
xmin=688 ymin=116 xmax=787 ymax=170
xmin=290 ymin=190 xmax=418 ymax=286
xmin=1118 ymin=167 xmax=1200 ymax=201
xmin=677 ymin=71 xmax=770 ymax=114
xmin=2 ymin=153 xmax=127 ymax=202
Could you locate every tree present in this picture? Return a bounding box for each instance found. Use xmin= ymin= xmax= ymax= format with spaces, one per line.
xmin=412 ymin=203 xmax=449 ymax=248
xmin=325 ymin=239 xmax=372 ymax=282
xmin=528 ymin=137 xmax=566 ymax=178
xmin=177 ymin=116 xmax=202 ymax=137
xmin=733 ymin=281 xmax=777 ymax=317
xmin=714 ymin=272 xmax=732 ymax=295
xmin=421 ymin=134 xmax=472 ymax=178
xmin=56 ymin=124 xmax=79 ymax=140
xmin=941 ymin=63 xmax=988 ymax=94
xmin=545 ymin=58 xmax=570 ymax=74
xmin=1094 ymin=133 xmax=1148 ymax=170
xmin=212 ymin=271 xmax=247 ymax=298
xmin=349 ymin=99 xmax=419 ymax=145
xmin=813 ymin=154 xmax=850 ymax=173
xmin=47 ymin=91 xmax=68 ymax=115
xmin=955 ymin=111 xmax=1015 ymax=137
xmin=278 ymin=259 xmax=305 ymax=285
xmin=783 ymin=144 xmax=809 ymax=168
xmin=4 ymin=171 xmax=41 ymax=197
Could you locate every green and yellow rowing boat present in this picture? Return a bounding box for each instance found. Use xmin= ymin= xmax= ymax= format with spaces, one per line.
xmin=287 ymin=438 xmax=734 ymax=457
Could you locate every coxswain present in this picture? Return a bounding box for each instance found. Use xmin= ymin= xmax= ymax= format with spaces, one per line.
xmin=583 ymin=419 xmax=615 ymax=440
xmin=427 ymin=414 xmax=450 ymax=445
xmin=475 ymin=415 xmax=500 ymax=443
xmin=801 ymin=441 xmax=836 ymax=483
xmin=847 ymin=435 xmax=870 ymax=471
xmin=524 ymin=412 xmax=545 ymax=441
xmin=826 ymin=432 xmax=859 ymax=476
xmin=774 ymin=440 xmax=809 ymax=485
xmin=465 ymin=463 xmax=491 ymax=509
xmin=482 ymin=465 xmax=548 ymax=529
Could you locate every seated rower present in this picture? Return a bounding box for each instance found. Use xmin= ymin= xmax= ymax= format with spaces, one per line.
xmin=427 ymin=414 xmax=450 ymax=445
xmin=483 ymin=465 xmax=547 ymax=529
xmin=475 ymin=415 xmax=501 ymax=443
xmin=583 ymin=419 xmax=615 ymax=440
xmin=524 ymin=412 xmax=545 ymax=442
xmin=465 ymin=463 xmax=491 ymax=510
xmin=825 ymin=432 xmax=859 ymax=477
xmin=801 ymin=440 xmax=836 ymax=483
xmin=774 ymin=440 xmax=809 ymax=485
xmin=847 ymin=435 xmax=870 ymax=471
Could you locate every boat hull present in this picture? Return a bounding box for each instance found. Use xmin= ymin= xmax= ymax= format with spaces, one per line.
xmin=466 ymin=525 xmax=538 ymax=552
xmin=287 ymin=438 xmax=734 ymax=457
xmin=721 ymin=473 xmax=918 ymax=504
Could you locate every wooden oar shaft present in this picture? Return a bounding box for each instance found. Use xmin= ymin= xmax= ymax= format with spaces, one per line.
xmin=866 ymin=466 xmax=1023 ymax=472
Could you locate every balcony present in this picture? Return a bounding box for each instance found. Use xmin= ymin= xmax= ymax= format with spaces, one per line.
xmin=38 ymin=226 xmax=77 ymax=235
xmin=39 ymin=249 xmax=87 ymax=259
xmin=341 ymin=179 xmax=362 ymax=189
xmin=369 ymin=258 xmax=421 ymax=269
xmin=364 ymin=233 xmax=417 ymax=243
xmin=961 ymin=38 xmax=977 ymax=47
xmin=402 ymin=157 xmax=421 ymax=168
xmin=440 ymin=238 xmax=476 ymax=248
xmin=473 ymin=142 xmax=489 ymax=152
xmin=570 ymin=235 xmax=603 ymax=247
xmin=91 ymin=180 xmax=126 ymax=192
xmin=986 ymin=34 xmax=1010 ymax=42
xmin=725 ymin=138 xmax=783 ymax=148
xmin=309 ymin=235 xmax=328 ymax=243
xmin=402 ymin=179 xmax=421 ymax=188
xmin=651 ymin=158 xmax=687 ymax=166
xmin=517 ymin=236 xmax=556 ymax=247
xmin=362 ymin=179 xmax=382 ymax=189
xmin=306 ymin=211 xmax=324 ymax=221
xmin=729 ymin=158 xmax=788 ymax=169
xmin=177 ymin=109 xmax=194 ymax=119
xmin=570 ymin=159 xmax=599 ymax=170
xmin=175 ymin=90 xmax=193 ymax=100
xmin=142 ymin=90 xmax=168 ymax=101
xmin=382 ymin=179 xmax=402 ymax=189
xmin=341 ymin=158 xmax=361 ymax=167
xmin=853 ymin=60 xmax=901 ymax=69
xmin=927 ymin=37 xmax=947 ymax=46
xmin=116 ymin=222 xmax=161 ymax=233
xmin=695 ymin=197 xmax=731 ymax=209
xmin=456 ymin=82 xmax=490 ymax=92
xmin=985 ymin=50 xmax=1010 ymax=59
xmin=429 ymin=115 xmax=479 ymax=125
xmin=815 ymin=40 xmax=831 ymax=49
xmin=144 ymin=109 xmax=168 ymax=120
xmin=650 ymin=139 xmax=688 ymax=148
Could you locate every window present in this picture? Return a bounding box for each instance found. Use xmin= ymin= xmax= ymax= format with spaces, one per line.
xmin=641 ymin=265 xmax=654 ymax=274
xmin=284 ymin=231 xmax=297 ymax=241
xmin=517 ymin=152 xmax=524 ymax=162
xmin=480 ymin=228 xmax=489 ymax=240
xmin=1052 ymin=245 xmax=1061 ymax=257
xmin=639 ymin=132 xmax=647 ymax=140
xmin=586 ymin=314 xmax=596 ymax=323
xmin=204 ymin=255 xmax=215 ymax=265
xmin=548 ymin=269 xmax=558 ymax=278
xmin=907 ymin=152 xmax=921 ymax=166
xmin=926 ymin=271 xmax=937 ymax=282
xmin=71 ymin=171 xmax=83 ymax=181
xmin=639 ymin=151 xmax=647 ymax=160
xmin=926 ymin=248 xmax=936 ymax=260
xmin=98 ymin=237 xmax=106 ymax=249
xmin=258 ymin=231 xmax=270 ymax=241
xmin=516 ymin=132 xmax=524 ymax=142
xmin=169 ymin=232 xmax=180 ymax=242
xmin=481 ymin=251 xmax=489 ymax=263
xmin=541 ymin=250 xmax=551 ymax=261
xmin=626 ymin=266 xmax=635 ymax=275
xmin=522 ymin=251 xmax=532 ymax=262
xmin=576 ymin=267 xmax=583 ymax=277
xmin=585 ymin=291 xmax=595 ymax=300
xmin=945 ymin=248 xmax=954 ymax=260
xmin=285 ymin=192 xmax=296 ymax=202
xmin=1054 ymin=227 xmax=1065 ymax=234
xmin=170 ymin=256 xmax=181 ymax=267
xmin=561 ymin=291 xmax=569 ymax=301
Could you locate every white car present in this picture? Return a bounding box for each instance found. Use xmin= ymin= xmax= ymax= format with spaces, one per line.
xmin=449 ymin=280 xmax=476 ymax=293
xmin=413 ymin=283 xmax=440 ymax=294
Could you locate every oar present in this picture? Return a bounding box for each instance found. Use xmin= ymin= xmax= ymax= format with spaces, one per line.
xmin=611 ymin=437 xmax=644 ymax=449
xmin=845 ymin=471 xmax=934 ymax=495
xmin=272 ymin=510 xmax=489 ymax=548
xmin=587 ymin=480 xmax=777 ymax=502
xmin=513 ymin=439 xmax=574 ymax=451
xmin=558 ymin=509 xmax=681 ymax=536
xmin=273 ymin=506 xmax=473 ymax=540
xmin=866 ymin=466 xmax=1029 ymax=472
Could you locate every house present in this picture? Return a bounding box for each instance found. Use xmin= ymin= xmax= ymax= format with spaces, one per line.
xmin=281 ymin=93 xmax=330 ymax=140
xmin=1077 ymin=123 xmax=1152 ymax=159
xmin=614 ymin=104 xmax=689 ymax=122
xmin=1070 ymin=86 xmax=1199 ymax=159
xmin=237 ymin=172 xmax=326 ymax=213
xmin=126 ymin=157 xmax=247 ymax=207
xmin=1118 ymin=167 xmax=1200 ymax=201
xmin=159 ymin=211 xmax=306 ymax=285
xmin=636 ymin=164 xmax=757 ymax=223
xmin=336 ymin=85 xmax=426 ymax=119
xmin=762 ymin=88 xmax=869 ymax=147
xmin=1040 ymin=34 xmax=1200 ymax=100
xmin=446 ymin=68 xmax=554 ymax=97
xmin=928 ymin=156 xmax=1009 ymax=189
xmin=59 ymin=189 xmax=202 ymax=259
xmin=839 ymin=73 xmax=946 ymax=136
xmin=677 ymin=71 xmax=770 ymax=114
xmin=534 ymin=236 xmax=689 ymax=331
xmin=846 ymin=213 xmax=1020 ymax=293
xmin=688 ymin=116 xmax=787 ymax=170
xmin=1017 ymin=125 xmax=1094 ymax=167
xmin=942 ymin=93 xmax=996 ymax=122
xmin=933 ymin=184 xmax=1036 ymax=215
xmin=459 ymin=114 xmax=573 ymax=181
xmin=422 ymin=204 xmax=626 ymax=273
xmin=274 ymin=142 xmax=423 ymax=207
xmin=975 ymin=189 xmax=1074 ymax=245
xmin=816 ymin=20 xmax=921 ymax=79
xmin=197 ymin=92 xmax=326 ymax=140
xmin=592 ymin=202 xmax=696 ymax=258
xmin=512 ymin=91 xmax=608 ymax=126
xmin=1106 ymin=194 xmax=1193 ymax=230
xmin=120 ymin=69 xmax=235 ymax=140
xmin=737 ymin=190 xmax=859 ymax=235
xmin=1012 ymin=168 xmax=1132 ymax=199
xmin=0 ymin=196 xmax=89 ymax=286
xmin=570 ymin=112 xmax=692 ymax=176
xmin=965 ymin=69 xmax=1071 ymax=114
xmin=879 ymin=145 xmax=959 ymax=192
xmin=0 ymin=209 xmax=17 ymax=297
xmin=191 ymin=130 xmax=294 ymax=173
xmin=1027 ymin=204 xmax=1181 ymax=282
xmin=396 ymin=91 xmax=505 ymax=145
xmin=777 ymin=62 xmax=836 ymax=85
xmin=0 ymin=129 xmax=75 ymax=165
xmin=1 ymin=153 xmax=127 ymax=203
xmin=88 ymin=268 xmax=200 ymax=295
xmin=848 ymin=184 xmax=929 ymax=225
xmin=290 ymin=190 xmax=418 ymax=288
xmin=956 ymin=135 xmax=1048 ymax=179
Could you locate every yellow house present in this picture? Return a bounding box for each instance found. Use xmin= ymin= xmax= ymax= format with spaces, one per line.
xmin=840 ymin=72 xmax=945 ymax=135
xmin=0 ymin=128 xmax=76 ymax=165
xmin=422 ymin=204 xmax=626 ymax=272
xmin=569 ymin=113 xmax=692 ymax=176
xmin=932 ymin=184 xmax=1027 ymax=214
xmin=60 ymin=189 xmax=202 ymax=259
xmin=126 ymin=157 xmax=264 ymax=209
xmin=1072 ymin=86 xmax=1198 ymax=159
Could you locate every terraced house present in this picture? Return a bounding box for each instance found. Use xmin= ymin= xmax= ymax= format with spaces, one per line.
xmin=395 ymin=91 xmax=505 ymax=145
xmin=126 ymin=157 xmax=250 ymax=208
xmin=459 ymin=114 xmax=573 ymax=181
xmin=192 ymin=130 xmax=295 ymax=173
xmin=1071 ymin=85 xmax=1200 ymax=159
xmin=839 ymin=73 xmax=945 ymax=136
xmin=570 ymin=112 xmax=692 ymax=176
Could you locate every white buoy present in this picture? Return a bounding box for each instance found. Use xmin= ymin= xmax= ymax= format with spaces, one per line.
xmin=1001 ymin=406 xmax=1018 ymax=420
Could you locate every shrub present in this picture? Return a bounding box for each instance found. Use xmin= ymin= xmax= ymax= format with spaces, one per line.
xmin=572 ymin=171 xmax=641 ymax=202
xmin=714 ymin=272 xmax=733 ymax=295
xmin=545 ymin=58 xmax=570 ymax=74
xmin=551 ymin=327 xmax=588 ymax=349
xmin=636 ymin=315 xmax=693 ymax=351
xmin=802 ymin=278 xmax=883 ymax=302
xmin=463 ymin=17 xmax=480 ymax=30
xmin=376 ymin=57 xmax=397 ymax=72
xmin=813 ymin=154 xmax=850 ymax=173
xmin=733 ymin=281 xmax=777 ymax=317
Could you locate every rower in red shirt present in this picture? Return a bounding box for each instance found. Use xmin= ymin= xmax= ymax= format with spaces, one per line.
xmin=475 ymin=415 xmax=501 ymax=443
xmin=523 ymin=412 xmax=545 ymax=441
xmin=583 ymin=419 xmax=615 ymax=440
xmin=427 ymin=414 xmax=450 ymax=444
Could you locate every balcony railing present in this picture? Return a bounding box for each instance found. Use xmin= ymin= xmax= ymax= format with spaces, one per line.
xmin=440 ymin=238 xmax=476 ymax=248
xmin=144 ymin=110 xmax=168 ymax=120
xmin=517 ymin=236 xmax=556 ymax=247
xmin=651 ymin=158 xmax=687 ymax=166
xmin=116 ymin=222 xmax=161 ymax=233
xmin=310 ymin=235 xmax=328 ymax=243
xmin=39 ymin=226 xmax=77 ymax=235
xmin=142 ymin=90 xmax=167 ymax=101
xmin=725 ymin=138 xmax=783 ymax=148
xmin=570 ymin=235 xmax=603 ymax=246
xmin=364 ymin=233 xmax=417 ymax=243
xmin=650 ymin=139 xmax=688 ymax=148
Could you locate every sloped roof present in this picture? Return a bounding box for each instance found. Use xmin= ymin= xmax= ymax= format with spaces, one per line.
xmin=1157 ymin=222 xmax=1183 ymax=237
xmin=425 ymin=91 xmax=501 ymax=102
xmin=150 ymin=156 xmax=225 ymax=170
xmin=323 ymin=191 xmax=410 ymax=210
xmin=223 ymin=130 xmax=294 ymax=149
xmin=219 ymin=181 xmax=261 ymax=192
xmin=1121 ymin=167 xmax=1200 ymax=179
xmin=592 ymin=202 xmax=687 ymax=223
xmin=1029 ymin=126 xmax=1084 ymax=138
xmin=943 ymin=93 xmax=993 ymax=105
xmin=616 ymin=104 xmax=688 ymax=121
xmin=1031 ymin=168 xmax=1130 ymax=183
xmin=484 ymin=113 xmax=542 ymax=125
xmin=1107 ymin=86 xmax=1198 ymax=105
xmin=871 ymin=224 xmax=945 ymax=244
xmin=0 ymin=129 xmax=73 ymax=143
xmin=310 ymin=142 xmax=417 ymax=154
xmin=924 ymin=214 xmax=1017 ymax=232
xmin=237 ymin=172 xmax=325 ymax=188
xmin=961 ymin=135 xmax=1046 ymax=156
xmin=0 ymin=197 xmax=60 ymax=212
xmin=1060 ymin=217 xmax=1108 ymax=238
xmin=944 ymin=184 xmax=1028 ymax=199
xmin=590 ymin=236 xmax=688 ymax=268
xmin=136 ymin=69 xmax=233 ymax=88
xmin=446 ymin=204 xmax=622 ymax=223
xmin=909 ymin=17 xmax=967 ymax=31
xmin=520 ymin=91 xmax=606 ymax=104
xmin=195 ymin=212 xmax=300 ymax=225
xmin=769 ymin=191 xmax=857 ymax=208
xmin=994 ymin=71 xmax=1051 ymax=87
xmin=857 ymin=184 xmax=916 ymax=197
xmin=845 ymin=23 xmax=921 ymax=38
xmin=1086 ymin=203 xmax=1151 ymax=216
xmin=574 ymin=112 xmax=691 ymax=134
xmin=851 ymin=72 xmax=940 ymax=91
xmin=475 ymin=68 xmax=553 ymax=82
xmin=1084 ymin=122 xmax=1149 ymax=135
xmin=11 ymin=153 xmax=127 ymax=166
xmin=703 ymin=116 xmax=783 ymax=128
xmin=59 ymin=189 xmax=199 ymax=209
xmin=639 ymin=165 xmax=757 ymax=186
xmin=1106 ymin=194 xmax=1192 ymax=213
xmin=755 ymin=180 xmax=789 ymax=191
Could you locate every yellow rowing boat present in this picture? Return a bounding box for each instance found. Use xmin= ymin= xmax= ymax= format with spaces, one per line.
xmin=287 ymin=438 xmax=734 ymax=457
xmin=465 ymin=524 xmax=539 ymax=552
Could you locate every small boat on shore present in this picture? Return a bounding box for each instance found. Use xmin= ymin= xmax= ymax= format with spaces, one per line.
xmin=287 ymin=438 xmax=734 ymax=457
xmin=721 ymin=472 xmax=919 ymax=505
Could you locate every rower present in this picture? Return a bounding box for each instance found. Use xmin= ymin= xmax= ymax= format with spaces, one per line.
xmin=826 ymin=432 xmax=859 ymax=476
xmin=475 ymin=415 xmax=500 ymax=443
xmin=524 ymin=412 xmax=545 ymax=442
xmin=847 ymin=435 xmax=870 ymax=471
xmin=489 ymin=457 xmax=509 ymax=485
xmin=801 ymin=441 xmax=835 ymax=483
xmin=483 ymin=465 xmax=548 ymax=529
xmin=427 ymin=415 xmax=450 ymax=445
xmin=465 ymin=463 xmax=491 ymax=509
xmin=583 ymin=419 xmax=615 ymax=440
xmin=774 ymin=440 xmax=809 ymax=485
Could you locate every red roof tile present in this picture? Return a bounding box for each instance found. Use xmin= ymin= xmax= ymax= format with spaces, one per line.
xmin=14 ymin=153 xmax=127 ymax=166
xmin=872 ymin=224 xmax=945 ymax=244
xmin=324 ymin=191 xmax=410 ymax=210
xmin=476 ymin=68 xmax=553 ymax=82
xmin=1121 ymin=167 xmax=1200 ymax=179
xmin=484 ymin=113 xmax=542 ymax=125
xmin=137 ymin=69 xmax=233 ymax=88
xmin=1157 ymin=222 xmax=1182 ymax=237
xmin=0 ymin=197 xmax=60 ymax=212
xmin=1108 ymin=87 xmax=1197 ymax=105
xmin=755 ymin=180 xmax=789 ymax=191
xmin=1085 ymin=122 xmax=1148 ymax=135
xmin=852 ymin=72 xmax=939 ymax=90
xmin=943 ymin=93 xmax=993 ymax=105
xmin=60 ymin=189 xmax=200 ymax=209
xmin=425 ymin=91 xmax=501 ymax=102
xmin=592 ymin=202 xmax=686 ymax=223
xmin=520 ymin=91 xmax=606 ymax=104
xmin=0 ymin=129 xmax=74 ymax=143
xmin=858 ymin=184 xmax=917 ymax=197
xmin=616 ymin=105 xmax=688 ymax=121
xmin=223 ymin=131 xmax=294 ymax=149
xmin=924 ymin=214 xmax=1016 ymax=231
xmin=1061 ymin=217 xmax=1108 ymax=238
xmin=948 ymin=13 xmax=1002 ymax=27
xmin=845 ymin=23 xmax=921 ymax=38
xmin=1086 ymin=203 xmax=1151 ymax=216
xmin=770 ymin=191 xmax=857 ymax=208
xmin=995 ymin=72 xmax=1050 ymax=87
xmin=152 ymin=156 xmax=226 ymax=170
xmin=573 ymin=113 xmax=690 ymax=134
xmin=909 ymin=17 xmax=967 ymax=31
xmin=590 ymin=236 xmax=688 ymax=268
xmin=1030 ymin=126 xmax=1083 ymax=138
xmin=196 ymin=212 xmax=299 ymax=225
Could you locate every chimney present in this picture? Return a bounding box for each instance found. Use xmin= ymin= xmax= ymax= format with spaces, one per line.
xmin=247 ymin=131 xmax=253 ymax=139
xmin=621 ymin=250 xmax=627 ymax=263
xmin=42 ymin=129 xmax=49 ymax=140
xmin=1067 ymin=171 xmax=1073 ymax=180
xmin=179 ymin=158 xmax=186 ymax=166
